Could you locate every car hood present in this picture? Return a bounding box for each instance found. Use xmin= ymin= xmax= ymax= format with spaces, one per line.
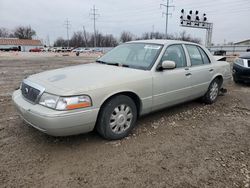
xmin=27 ymin=63 xmax=149 ymax=95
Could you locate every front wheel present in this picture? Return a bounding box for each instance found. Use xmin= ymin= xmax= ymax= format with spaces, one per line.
xmin=233 ymin=75 xmax=240 ymax=84
xmin=96 ymin=95 xmax=137 ymax=140
xmin=202 ymin=78 xmax=221 ymax=104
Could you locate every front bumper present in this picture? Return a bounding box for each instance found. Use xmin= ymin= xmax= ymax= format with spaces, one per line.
xmin=233 ymin=64 xmax=250 ymax=82
xmin=12 ymin=90 xmax=99 ymax=136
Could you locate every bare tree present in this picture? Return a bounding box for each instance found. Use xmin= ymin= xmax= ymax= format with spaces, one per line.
xmin=55 ymin=31 xmax=118 ymax=47
xmin=54 ymin=30 xmax=200 ymax=48
xmin=70 ymin=31 xmax=85 ymax=47
xmin=13 ymin=26 xmax=36 ymax=39
xmin=177 ymin=31 xmax=201 ymax=44
xmin=141 ymin=32 xmax=150 ymax=40
xmin=120 ymin=31 xmax=133 ymax=43
xmin=54 ymin=37 xmax=67 ymax=47
xmin=138 ymin=31 xmax=200 ymax=43
xmin=140 ymin=32 xmax=165 ymax=40
xmin=103 ymin=34 xmax=118 ymax=47
xmin=0 ymin=27 xmax=11 ymax=38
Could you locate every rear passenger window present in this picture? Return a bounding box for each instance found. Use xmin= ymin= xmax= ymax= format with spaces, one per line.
xmin=186 ymin=45 xmax=203 ymax=66
xmin=161 ymin=44 xmax=186 ymax=68
xmin=198 ymin=47 xmax=210 ymax=64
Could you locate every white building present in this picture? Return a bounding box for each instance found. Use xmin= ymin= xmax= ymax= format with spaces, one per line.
xmin=0 ymin=38 xmax=43 ymax=52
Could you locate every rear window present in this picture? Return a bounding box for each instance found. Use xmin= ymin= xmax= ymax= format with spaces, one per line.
xmin=198 ymin=47 xmax=210 ymax=64
xmin=186 ymin=45 xmax=203 ymax=66
xmin=186 ymin=45 xmax=210 ymax=66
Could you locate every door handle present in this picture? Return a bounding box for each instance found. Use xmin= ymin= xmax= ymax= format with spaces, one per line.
xmin=209 ymin=69 xmax=214 ymax=72
xmin=185 ymin=73 xmax=192 ymax=76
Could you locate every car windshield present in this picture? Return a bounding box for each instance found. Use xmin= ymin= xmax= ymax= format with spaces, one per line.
xmin=97 ymin=43 xmax=163 ymax=70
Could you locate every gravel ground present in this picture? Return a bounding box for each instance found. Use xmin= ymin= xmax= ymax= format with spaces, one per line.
xmin=0 ymin=53 xmax=249 ymax=188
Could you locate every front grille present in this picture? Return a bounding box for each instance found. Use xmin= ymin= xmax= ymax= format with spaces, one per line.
xmin=21 ymin=82 xmax=41 ymax=103
xmin=248 ymin=60 xmax=250 ymax=67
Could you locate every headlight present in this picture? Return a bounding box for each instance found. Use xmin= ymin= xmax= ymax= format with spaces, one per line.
xmin=235 ymin=58 xmax=244 ymax=67
xmin=39 ymin=93 xmax=92 ymax=110
xmin=39 ymin=93 xmax=59 ymax=109
xmin=56 ymin=95 xmax=92 ymax=110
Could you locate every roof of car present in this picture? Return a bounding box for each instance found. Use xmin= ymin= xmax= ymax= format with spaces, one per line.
xmin=127 ymin=39 xmax=199 ymax=46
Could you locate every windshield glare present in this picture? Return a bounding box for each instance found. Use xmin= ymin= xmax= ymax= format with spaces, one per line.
xmin=98 ymin=43 xmax=163 ymax=70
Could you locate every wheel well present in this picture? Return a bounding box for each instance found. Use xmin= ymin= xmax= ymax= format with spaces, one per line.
xmin=215 ymin=75 xmax=223 ymax=87
xmin=99 ymin=92 xmax=142 ymax=117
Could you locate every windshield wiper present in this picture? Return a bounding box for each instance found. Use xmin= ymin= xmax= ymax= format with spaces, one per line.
xmin=96 ymin=60 xmax=129 ymax=67
xmin=96 ymin=60 xmax=107 ymax=64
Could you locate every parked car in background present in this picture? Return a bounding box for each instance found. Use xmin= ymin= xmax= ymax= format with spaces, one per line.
xmin=72 ymin=47 xmax=82 ymax=53
xmin=82 ymin=48 xmax=92 ymax=52
xmin=13 ymin=40 xmax=231 ymax=140
xmin=214 ymin=50 xmax=226 ymax=56
xmin=41 ymin=47 xmax=52 ymax=52
xmin=246 ymin=49 xmax=250 ymax=52
xmin=72 ymin=47 xmax=92 ymax=53
xmin=93 ymin=48 xmax=103 ymax=53
xmin=0 ymin=46 xmax=20 ymax=51
xmin=54 ymin=47 xmax=72 ymax=52
xmin=233 ymin=53 xmax=250 ymax=83
xmin=50 ymin=47 xmax=58 ymax=52
xmin=29 ymin=48 xmax=42 ymax=52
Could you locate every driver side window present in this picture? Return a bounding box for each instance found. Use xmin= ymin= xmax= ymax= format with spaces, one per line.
xmin=161 ymin=44 xmax=187 ymax=68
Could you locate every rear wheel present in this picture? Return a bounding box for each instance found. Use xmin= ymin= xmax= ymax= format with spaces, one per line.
xmin=202 ymin=78 xmax=221 ymax=104
xmin=96 ymin=95 xmax=137 ymax=140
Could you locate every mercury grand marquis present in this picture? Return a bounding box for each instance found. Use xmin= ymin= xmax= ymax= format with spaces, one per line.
xmin=12 ymin=40 xmax=231 ymax=140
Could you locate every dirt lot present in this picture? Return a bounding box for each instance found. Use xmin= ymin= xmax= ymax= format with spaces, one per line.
xmin=0 ymin=53 xmax=249 ymax=188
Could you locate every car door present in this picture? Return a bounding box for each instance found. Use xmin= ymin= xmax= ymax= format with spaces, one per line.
xmin=184 ymin=44 xmax=214 ymax=97
xmin=152 ymin=44 xmax=193 ymax=111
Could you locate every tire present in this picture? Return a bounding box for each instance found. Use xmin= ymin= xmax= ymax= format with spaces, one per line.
xmin=233 ymin=75 xmax=240 ymax=84
xmin=96 ymin=95 xmax=137 ymax=140
xmin=202 ymin=78 xmax=221 ymax=104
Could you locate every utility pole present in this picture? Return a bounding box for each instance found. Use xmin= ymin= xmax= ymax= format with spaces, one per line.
xmin=160 ymin=0 xmax=174 ymax=39
xmin=64 ymin=18 xmax=71 ymax=48
xmin=46 ymin=35 xmax=50 ymax=47
xmin=90 ymin=5 xmax=99 ymax=47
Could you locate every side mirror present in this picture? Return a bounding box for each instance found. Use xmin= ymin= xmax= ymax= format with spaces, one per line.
xmin=161 ymin=60 xmax=176 ymax=69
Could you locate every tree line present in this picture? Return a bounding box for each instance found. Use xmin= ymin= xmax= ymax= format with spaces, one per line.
xmin=0 ymin=25 xmax=201 ymax=47
xmin=0 ymin=26 xmax=36 ymax=39
xmin=54 ymin=31 xmax=118 ymax=47
xmin=54 ymin=30 xmax=201 ymax=47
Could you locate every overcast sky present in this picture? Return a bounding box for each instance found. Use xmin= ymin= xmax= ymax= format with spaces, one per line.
xmin=0 ymin=0 xmax=249 ymax=45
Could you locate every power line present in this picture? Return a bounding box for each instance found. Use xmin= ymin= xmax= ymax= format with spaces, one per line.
xmin=90 ymin=5 xmax=99 ymax=47
xmin=160 ymin=0 xmax=175 ymax=39
xmin=178 ymin=0 xmax=249 ymax=9
xmin=64 ymin=18 xmax=71 ymax=48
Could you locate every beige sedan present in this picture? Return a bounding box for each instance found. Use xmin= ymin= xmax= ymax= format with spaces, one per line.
xmin=12 ymin=40 xmax=231 ymax=140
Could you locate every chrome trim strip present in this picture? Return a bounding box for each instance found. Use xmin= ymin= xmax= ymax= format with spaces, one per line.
xmin=153 ymin=82 xmax=209 ymax=98
xmin=141 ymin=96 xmax=152 ymax=100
